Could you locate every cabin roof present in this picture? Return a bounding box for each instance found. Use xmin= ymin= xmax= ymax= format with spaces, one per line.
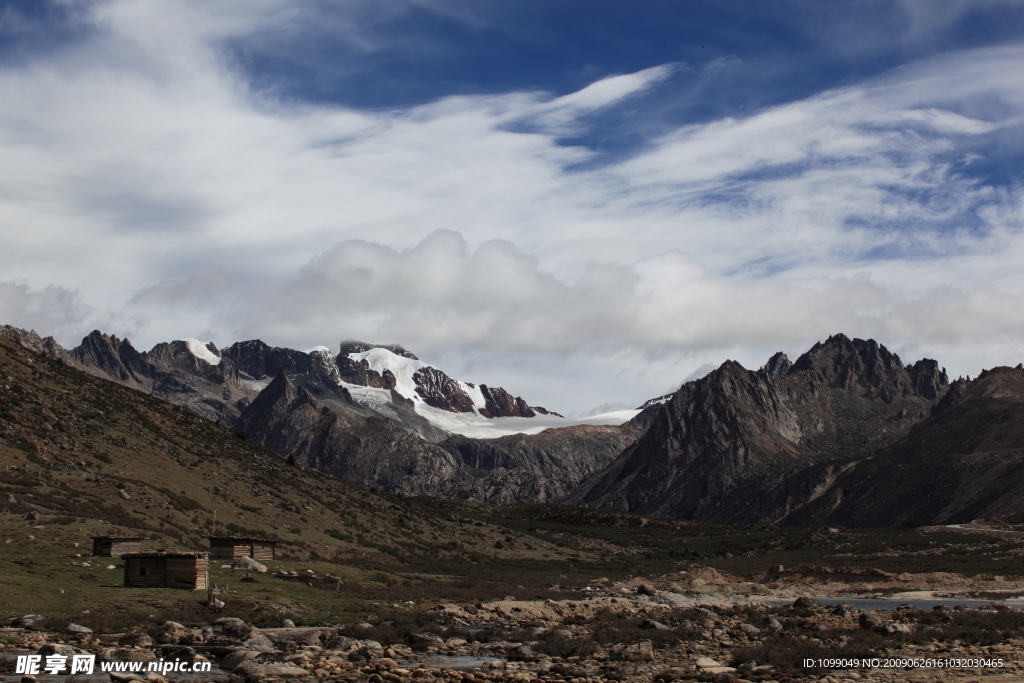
xmin=206 ymin=536 xmax=279 ymax=543
xmin=91 ymin=536 xmax=145 ymax=541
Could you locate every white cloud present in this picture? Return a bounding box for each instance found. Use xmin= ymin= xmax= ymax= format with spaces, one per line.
xmin=0 ymin=281 xmax=94 ymax=341
xmin=0 ymin=2 xmax=1023 ymax=411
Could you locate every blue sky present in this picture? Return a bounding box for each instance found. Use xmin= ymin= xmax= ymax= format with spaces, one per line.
xmin=2 ymin=0 xmax=1024 ymax=414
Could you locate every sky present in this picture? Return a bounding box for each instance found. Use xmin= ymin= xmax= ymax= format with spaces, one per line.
xmin=2 ymin=0 xmax=1024 ymax=415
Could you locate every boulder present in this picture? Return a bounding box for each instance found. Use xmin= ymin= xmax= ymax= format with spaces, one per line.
xmin=322 ymin=634 xmax=360 ymax=651
xmin=793 ymin=597 xmax=821 ymax=609
xmin=636 ymin=583 xmax=657 ymax=596
xmin=832 ymin=601 xmax=856 ymax=617
xmin=352 ymin=644 xmax=384 ymax=661
xmin=119 ymin=631 xmax=154 ymax=647
xmin=213 ymin=617 xmax=254 ymax=640
xmin=859 ymin=612 xmax=885 ymax=630
xmin=66 ymin=623 xmax=92 ymax=634
xmin=37 ymin=643 xmax=80 ymax=657
xmin=157 ymin=620 xmax=191 ymax=644
xmin=611 ymin=640 xmax=654 ymax=661
xmin=507 ymin=644 xmax=536 ymax=661
xmin=231 ymin=555 xmax=267 ymax=573
xmin=408 ymin=632 xmax=445 ymax=650
xmin=242 ymin=632 xmax=276 ymax=652
xmin=286 ymin=629 xmax=323 ymax=647
xmin=11 ymin=614 xmax=44 ymax=628
xmin=234 ymin=655 xmax=309 ymax=677
xmin=640 ymin=619 xmax=670 ymax=630
xmin=108 ymin=673 xmax=145 ymax=683
xmin=164 ymin=647 xmax=203 ymax=665
xmin=738 ymin=623 xmax=760 ymax=636
xmin=219 ymin=650 xmax=261 ymax=671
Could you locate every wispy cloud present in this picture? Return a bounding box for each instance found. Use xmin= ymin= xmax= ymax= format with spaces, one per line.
xmin=1 ymin=1 xmax=1023 ymax=411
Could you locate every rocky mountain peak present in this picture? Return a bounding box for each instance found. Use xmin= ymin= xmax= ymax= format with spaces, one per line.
xmin=907 ymin=358 xmax=948 ymax=400
xmin=791 ymin=334 xmax=902 ymax=385
xmin=221 ymin=339 xmax=339 ymax=388
xmin=786 ymin=334 xmax=936 ymax=402
xmin=73 ymin=330 xmax=153 ymax=385
xmin=762 ymin=351 xmax=792 ymax=377
xmin=479 ymin=384 xmax=536 ymax=418
xmin=413 ymin=366 xmax=476 ymax=413
xmin=0 ymin=325 xmax=77 ymax=366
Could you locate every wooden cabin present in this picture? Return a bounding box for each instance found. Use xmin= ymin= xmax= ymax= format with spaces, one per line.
xmin=207 ymin=536 xmax=278 ymax=562
xmin=122 ymin=553 xmax=209 ymax=590
xmin=91 ymin=536 xmax=143 ymax=557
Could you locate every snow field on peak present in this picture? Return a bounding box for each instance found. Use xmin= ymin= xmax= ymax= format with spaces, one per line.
xmin=415 ymin=404 xmax=640 ymax=438
xmin=182 ymin=338 xmax=221 ymax=365
xmin=344 ymin=384 xmax=400 ymax=420
xmin=465 ymin=383 xmax=488 ymax=412
xmin=343 ymin=346 xmax=641 ymax=436
xmin=349 ymin=347 xmax=428 ymax=403
xmin=341 ymin=380 xmax=639 ymax=438
xmin=349 ymin=347 xmax=481 ymax=412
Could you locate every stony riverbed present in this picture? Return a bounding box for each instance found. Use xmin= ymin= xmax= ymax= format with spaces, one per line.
xmin=5 ymin=568 xmax=1024 ymax=683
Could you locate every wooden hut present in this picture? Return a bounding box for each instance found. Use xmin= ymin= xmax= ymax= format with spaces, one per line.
xmin=122 ymin=553 xmax=209 ymax=590
xmin=91 ymin=536 xmax=143 ymax=557
xmin=207 ymin=536 xmax=278 ymax=562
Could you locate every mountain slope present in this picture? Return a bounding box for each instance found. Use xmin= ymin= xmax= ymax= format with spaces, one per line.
xmin=569 ymin=335 xmax=952 ymax=523
xmin=782 ymin=364 xmax=1024 ymax=526
xmin=235 ymin=371 xmax=641 ymax=503
xmin=0 ymin=332 xmax=622 ymax=562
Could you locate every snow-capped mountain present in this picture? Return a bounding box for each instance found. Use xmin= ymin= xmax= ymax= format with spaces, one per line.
xmin=341 ymin=345 xmax=558 ymax=417
xmin=1 ymin=324 xmax=639 ymax=439
xmin=220 ymin=338 xmax=564 ymax=434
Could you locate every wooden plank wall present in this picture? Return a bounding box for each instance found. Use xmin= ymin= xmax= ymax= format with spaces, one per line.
xmin=123 ymin=558 xmax=167 ymax=588
xmin=252 ymin=543 xmax=275 ymax=562
xmin=210 ymin=540 xmax=275 ymax=562
xmin=166 ymin=557 xmax=206 ymax=590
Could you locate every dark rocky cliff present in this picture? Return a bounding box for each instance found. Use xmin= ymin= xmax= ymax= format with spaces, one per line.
xmin=781 ymin=364 xmax=1024 ymax=526
xmin=569 ymin=334 xmax=951 ymax=523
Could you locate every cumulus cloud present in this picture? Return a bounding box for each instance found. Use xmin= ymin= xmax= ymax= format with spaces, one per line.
xmin=123 ymin=230 xmax=1024 ymax=363
xmin=0 ymin=281 xmax=95 ymax=341
xmin=1 ymin=1 xmax=1024 ymax=410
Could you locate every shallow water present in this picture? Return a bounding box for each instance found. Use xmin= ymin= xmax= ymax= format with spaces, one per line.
xmin=424 ymin=655 xmax=493 ymax=671
xmin=769 ymin=598 xmax=1023 ymax=611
